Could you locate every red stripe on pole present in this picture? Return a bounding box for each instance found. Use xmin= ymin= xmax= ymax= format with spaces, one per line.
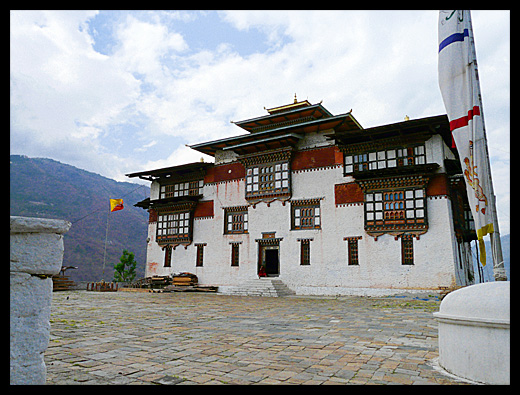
xmin=450 ymin=106 xmax=481 ymax=131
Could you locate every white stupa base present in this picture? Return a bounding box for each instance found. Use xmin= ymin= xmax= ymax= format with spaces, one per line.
xmin=433 ymin=282 xmax=510 ymax=385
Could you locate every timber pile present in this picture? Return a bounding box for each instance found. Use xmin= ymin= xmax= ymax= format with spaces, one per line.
xmin=172 ymin=272 xmax=198 ymax=286
xmin=149 ymin=275 xmax=172 ymax=287
xmin=52 ymin=275 xmax=76 ymax=291
xmin=125 ymin=275 xmax=172 ymax=289
xmin=52 ymin=265 xmax=78 ymax=291
xmin=159 ymin=285 xmax=218 ymax=293
xmin=122 ymin=273 xmax=217 ymax=293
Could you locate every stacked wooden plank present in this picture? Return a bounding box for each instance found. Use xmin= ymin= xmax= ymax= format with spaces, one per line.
xmin=172 ymin=273 xmax=198 ymax=286
xmin=121 ymin=273 xmax=216 ymax=292
xmin=149 ymin=276 xmax=172 ymax=287
xmin=52 ymin=275 xmax=76 ymax=291
xmin=160 ymin=284 xmax=218 ymax=293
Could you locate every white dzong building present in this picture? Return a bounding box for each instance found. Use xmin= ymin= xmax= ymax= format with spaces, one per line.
xmin=127 ymin=99 xmax=476 ymax=296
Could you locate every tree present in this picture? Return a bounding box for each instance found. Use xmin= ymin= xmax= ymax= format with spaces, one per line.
xmin=113 ymin=249 xmax=137 ymax=282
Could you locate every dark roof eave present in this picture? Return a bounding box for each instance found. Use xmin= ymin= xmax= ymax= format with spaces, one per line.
xmin=126 ymin=161 xmax=214 ymax=181
xmin=221 ymin=132 xmax=303 ymax=151
xmin=134 ymin=195 xmax=202 ymax=209
xmin=190 ymin=112 xmax=360 ymax=156
xmin=328 ymin=114 xmax=450 ymax=145
xmin=234 ymin=103 xmax=334 ymax=130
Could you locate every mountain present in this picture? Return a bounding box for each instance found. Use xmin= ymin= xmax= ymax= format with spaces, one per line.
xmin=10 ymin=155 xmax=150 ymax=282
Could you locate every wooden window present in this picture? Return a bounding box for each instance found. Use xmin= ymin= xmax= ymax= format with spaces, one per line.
xmin=414 ymin=145 xmax=426 ymax=165
xmin=401 ymin=236 xmax=414 ymax=265
xmin=464 ymin=207 xmax=475 ymax=232
xmin=195 ymin=244 xmax=205 ymax=267
xmin=231 ymin=243 xmax=240 ymax=266
xmin=299 ymin=239 xmax=311 ymax=265
xmin=397 ymin=147 xmax=413 ymax=167
xmin=365 ymin=188 xmax=426 ymax=230
xmin=245 ymin=161 xmax=290 ymax=197
xmin=163 ymin=245 xmax=172 ymax=268
xmin=383 ymin=191 xmax=405 ymax=221
xmin=156 ymin=211 xmax=192 ymax=243
xmin=292 ymin=201 xmax=321 ymax=230
xmin=344 ymin=144 xmax=426 ymax=174
xmin=160 ymin=180 xmax=203 ymax=199
xmin=345 ymin=237 xmax=361 ymax=265
xmin=224 ymin=207 xmax=248 ymax=234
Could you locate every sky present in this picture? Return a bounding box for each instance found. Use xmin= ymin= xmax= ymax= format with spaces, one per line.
xmin=10 ymin=10 xmax=509 ymax=235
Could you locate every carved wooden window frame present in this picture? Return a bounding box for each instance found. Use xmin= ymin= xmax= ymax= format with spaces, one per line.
xmin=230 ymin=242 xmax=240 ymax=267
xmin=156 ymin=210 xmax=192 ymax=244
xmin=223 ymin=206 xmax=248 ymax=234
xmin=162 ymin=245 xmax=172 ymax=268
xmin=291 ymin=199 xmax=321 ymax=230
xmin=364 ymin=187 xmax=426 ymax=231
xmin=160 ymin=179 xmax=203 ymax=199
xmin=195 ymin=243 xmax=206 ymax=267
xmin=245 ymin=161 xmax=290 ymax=197
xmin=401 ymin=235 xmax=414 ymax=265
xmin=344 ymin=144 xmax=426 ymax=174
xmin=299 ymin=239 xmax=311 ymax=266
xmin=344 ymin=236 xmax=362 ymax=266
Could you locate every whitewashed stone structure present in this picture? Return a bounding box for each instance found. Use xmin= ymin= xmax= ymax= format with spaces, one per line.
xmin=434 ymin=282 xmax=510 ymax=384
xmin=10 ymin=216 xmax=71 ymax=385
xmin=128 ymin=100 xmax=477 ymax=296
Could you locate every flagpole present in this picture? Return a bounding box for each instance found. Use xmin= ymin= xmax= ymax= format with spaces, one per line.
xmin=467 ymin=11 xmax=506 ymax=281
xmin=102 ymin=206 xmax=110 ymax=281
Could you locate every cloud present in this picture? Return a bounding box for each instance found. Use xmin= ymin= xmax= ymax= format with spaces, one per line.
xmin=10 ymin=11 xmax=140 ymax=146
xmin=139 ymin=145 xmax=213 ymax=174
xmin=10 ymin=10 xmax=509 ymax=233
xmin=134 ymin=140 xmax=158 ymax=152
xmin=10 ymin=11 xmax=142 ymax=180
xmin=113 ymin=15 xmax=188 ymax=85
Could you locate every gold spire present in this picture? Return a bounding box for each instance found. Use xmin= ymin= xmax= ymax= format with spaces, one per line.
xmin=294 ymin=93 xmax=297 ymax=103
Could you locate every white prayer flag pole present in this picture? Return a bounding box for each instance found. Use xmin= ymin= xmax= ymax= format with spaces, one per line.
xmin=438 ymin=10 xmax=506 ymax=281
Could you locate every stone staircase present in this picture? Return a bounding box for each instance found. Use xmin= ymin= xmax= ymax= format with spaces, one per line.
xmin=223 ymin=278 xmax=296 ymax=297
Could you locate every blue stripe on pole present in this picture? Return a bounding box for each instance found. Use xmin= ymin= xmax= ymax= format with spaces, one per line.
xmin=438 ymin=28 xmax=469 ymax=53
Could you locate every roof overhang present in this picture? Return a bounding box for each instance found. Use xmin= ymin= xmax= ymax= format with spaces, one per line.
xmin=327 ymin=114 xmax=451 ymax=148
xmin=234 ymin=102 xmax=334 ymax=132
xmin=126 ymin=161 xmax=214 ymax=182
xmin=221 ymin=133 xmax=303 ymax=155
xmin=134 ymin=195 xmax=201 ymax=209
xmin=190 ymin=112 xmax=362 ymax=157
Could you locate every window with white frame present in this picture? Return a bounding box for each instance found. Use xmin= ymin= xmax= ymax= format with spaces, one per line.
xmin=160 ymin=180 xmax=203 ymax=199
xmin=245 ymin=161 xmax=290 ymax=197
xmin=156 ymin=211 xmax=191 ymax=242
xmin=364 ymin=188 xmax=426 ymax=230
xmin=224 ymin=207 xmax=248 ymax=234
xmin=344 ymin=145 xmax=426 ymax=174
xmin=291 ymin=200 xmax=321 ymax=230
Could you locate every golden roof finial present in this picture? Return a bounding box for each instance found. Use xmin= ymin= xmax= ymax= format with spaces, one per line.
xmin=294 ymin=93 xmax=297 ymax=104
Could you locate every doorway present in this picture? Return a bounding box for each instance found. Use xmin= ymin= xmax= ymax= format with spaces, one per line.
xmin=265 ymin=248 xmax=279 ymax=276
xmin=259 ymin=245 xmax=279 ymax=276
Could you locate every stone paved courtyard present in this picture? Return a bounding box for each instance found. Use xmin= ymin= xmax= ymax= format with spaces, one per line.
xmin=45 ymin=290 xmax=468 ymax=385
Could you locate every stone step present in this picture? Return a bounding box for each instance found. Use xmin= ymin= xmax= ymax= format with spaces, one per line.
xmin=223 ymin=278 xmax=295 ymax=297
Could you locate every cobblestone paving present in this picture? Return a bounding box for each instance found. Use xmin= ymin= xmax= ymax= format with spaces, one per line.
xmin=45 ymin=291 xmax=468 ymax=385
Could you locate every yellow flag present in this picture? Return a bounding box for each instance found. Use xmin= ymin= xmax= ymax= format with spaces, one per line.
xmin=110 ymin=199 xmax=124 ymax=212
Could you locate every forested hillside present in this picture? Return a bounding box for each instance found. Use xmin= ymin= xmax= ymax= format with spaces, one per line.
xmin=10 ymin=155 xmax=150 ymax=282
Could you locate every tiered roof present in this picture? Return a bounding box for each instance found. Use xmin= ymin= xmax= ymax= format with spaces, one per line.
xmin=189 ymin=99 xmax=362 ymax=156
